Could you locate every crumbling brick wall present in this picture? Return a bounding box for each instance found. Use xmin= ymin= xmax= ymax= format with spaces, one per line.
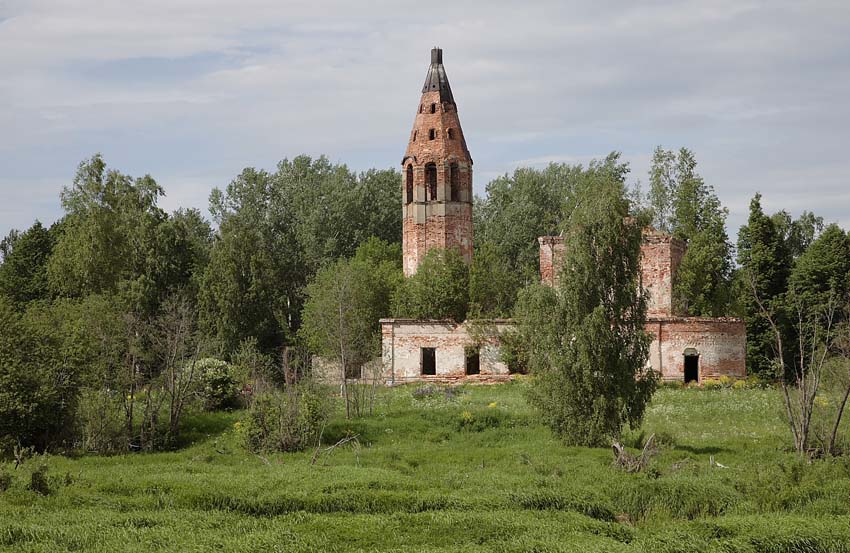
xmin=641 ymin=229 xmax=687 ymax=317
xmin=538 ymin=236 xmax=564 ymax=287
xmin=645 ymin=318 xmax=746 ymax=381
xmin=380 ymin=319 xmax=512 ymax=384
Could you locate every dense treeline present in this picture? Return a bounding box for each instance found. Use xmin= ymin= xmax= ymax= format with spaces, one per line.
xmin=1 ymin=147 xmax=849 ymax=452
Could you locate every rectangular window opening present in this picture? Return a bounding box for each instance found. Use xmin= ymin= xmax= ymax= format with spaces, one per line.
xmin=684 ymin=355 xmax=699 ymax=383
xmin=345 ymin=363 xmax=362 ymax=380
xmin=465 ymin=346 xmax=480 ymax=376
xmin=421 ymin=347 xmax=436 ymax=376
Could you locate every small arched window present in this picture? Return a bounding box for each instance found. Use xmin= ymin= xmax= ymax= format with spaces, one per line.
xmin=450 ymin=163 xmax=459 ymax=201
xmin=419 ymin=104 xmax=423 ymax=113
xmin=430 ymin=103 xmax=437 ymax=114
xmin=428 ymin=129 xmax=436 ymax=140
xmin=412 ymin=130 xmax=417 ymax=142
xmin=406 ymin=165 xmax=414 ymax=204
xmin=425 ymin=163 xmax=437 ymax=201
xmin=447 ymin=128 xmax=455 ymax=139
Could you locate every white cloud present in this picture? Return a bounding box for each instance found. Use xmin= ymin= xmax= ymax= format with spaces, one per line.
xmin=0 ymin=0 xmax=848 ymax=241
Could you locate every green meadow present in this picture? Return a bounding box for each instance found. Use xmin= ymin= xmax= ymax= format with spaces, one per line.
xmin=2 ymin=382 xmax=850 ymax=552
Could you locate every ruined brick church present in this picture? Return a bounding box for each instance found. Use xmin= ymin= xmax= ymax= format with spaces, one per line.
xmin=378 ymin=48 xmax=746 ymax=385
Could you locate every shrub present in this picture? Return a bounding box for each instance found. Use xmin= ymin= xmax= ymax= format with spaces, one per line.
xmin=29 ymin=462 xmax=50 ymax=495
xmin=455 ymin=408 xmax=509 ymax=432
xmin=0 ymin=467 xmax=11 ymax=492
xmin=197 ymin=358 xmax=240 ymax=411
xmin=243 ymin=384 xmax=329 ymax=453
xmin=702 ymin=378 xmax=723 ymax=390
xmin=74 ymin=389 xmax=128 ymax=454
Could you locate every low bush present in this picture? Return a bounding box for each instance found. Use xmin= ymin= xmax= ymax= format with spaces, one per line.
xmin=74 ymin=389 xmax=128 ymax=454
xmin=0 ymin=467 xmax=11 ymax=492
xmin=197 ymin=358 xmax=240 ymax=411
xmin=242 ymin=384 xmax=329 ymax=453
xmin=28 ymin=462 xmax=50 ymax=496
xmin=455 ymin=407 xmax=510 ymax=432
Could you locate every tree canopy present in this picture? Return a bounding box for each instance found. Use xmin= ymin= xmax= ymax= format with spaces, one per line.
xmin=513 ymin=154 xmax=656 ymax=446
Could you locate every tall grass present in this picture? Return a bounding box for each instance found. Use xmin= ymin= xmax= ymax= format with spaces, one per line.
xmin=1 ymin=382 xmax=849 ymax=551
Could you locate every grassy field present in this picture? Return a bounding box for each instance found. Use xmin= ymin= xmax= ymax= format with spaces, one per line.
xmin=2 ymin=382 xmax=850 ymax=552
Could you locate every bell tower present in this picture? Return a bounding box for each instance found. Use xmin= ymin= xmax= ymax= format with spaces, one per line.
xmin=401 ymin=47 xmax=474 ymax=276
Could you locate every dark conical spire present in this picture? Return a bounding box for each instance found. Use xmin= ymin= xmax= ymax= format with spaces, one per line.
xmin=422 ymin=47 xmax=454 ymax=105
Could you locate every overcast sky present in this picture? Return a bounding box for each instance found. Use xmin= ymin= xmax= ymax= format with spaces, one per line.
xmin=2 ymin=0 xmax=849 ymax=242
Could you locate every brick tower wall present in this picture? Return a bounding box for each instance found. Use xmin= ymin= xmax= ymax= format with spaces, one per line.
xmin=641 ymin=229 xmax=687 ymax=317
xmin=402 ymin=69 xmax=474 ymax=276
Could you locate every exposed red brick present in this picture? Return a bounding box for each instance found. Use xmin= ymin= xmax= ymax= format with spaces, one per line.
xmin=640 ymin=228 xmax=686 ymax=317
xmin=537 ymin=228 xmax=747 ymax=381
xmin=402 ymin=61 xmax=474 ymax=276
xmin=645 ymin=318 xmax=746 ymax=381
xmin=380 ymin=319 xmax=513 ymax=384
xmin=538 ymin=236 xmax=564 ymax=287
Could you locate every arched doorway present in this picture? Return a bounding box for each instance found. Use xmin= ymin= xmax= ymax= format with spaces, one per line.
xmin=683 ymin=348 xmax=699 ymax=383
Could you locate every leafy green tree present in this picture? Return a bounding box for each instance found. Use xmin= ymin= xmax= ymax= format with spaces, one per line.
xmin=737 ymin=193 xmax=792 ymax=379
xmin=788 ymin=224 xmax=850 ymax=314
xmin=48 ymin=155 xmax=165 ymax=308
xmin=0 ymin=221 xmax=58 ymax=308
xmin=772 ymin=210 xmax=824 ymax=260
xmin=515 ymin=156 xmax=655 ymax=446
xmin=647 ymin=147 xmax=733 ymax=316
xmin=300 ymin=256 xmax=394 ymax=417
xmin=202 ymin=167 xmax=298 ymax=353
xmin=48 ymin=155 xmax=208 ymax=316
xmin=0 ymin=229 xmax=20 ymax=262
xmin=277 ymin=157 xmax=401 ymax=275
xmin=156 ymin=208 xmax=213 ymax=301
xmin=469 ymin=241 xmax=522 ymax=318
xmin=475 ymin=164 xmax=581 ymax=282
xmin=393 ymin=248 xmax=470 ymax=322
xmin=202 ymin=157 xmax=402 ymax=355
xmin=0 ymin=297 xmax=88 ymax=450
xmin=351 ymin=237 xmax=404 ymax=317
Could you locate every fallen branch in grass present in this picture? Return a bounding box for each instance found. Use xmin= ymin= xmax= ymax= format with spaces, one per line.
xmin=709 ymin=455 xmax=728 ymax=469
xmin=612 ymin=433 xmax=657 ymax=473
xmin=311 ymin=434 xmax=361 ymax=466
xmin=255 ymin=454 xmax=271 ymax=466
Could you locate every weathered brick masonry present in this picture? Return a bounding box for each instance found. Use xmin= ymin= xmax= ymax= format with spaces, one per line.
xmin=645 ymin=317 xmax=746 ymax=381
xmin=538 ymin=236 xmax=562 ymax=287
xmin=380 ymin=319 xmax=512 ymax=384
xmin=536 ymin=229 xmax=746 ymax=382
xmin=374 ymin=47 xmax=746 ymax=385
xmin=641 ymin=229 xmax=687 ymax=318
xmin=402 ymin=48 xmax=474 ymax=276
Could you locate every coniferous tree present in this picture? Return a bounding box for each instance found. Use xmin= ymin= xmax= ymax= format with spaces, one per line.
xmin=0 ymin=221 xmax=58 ymax=309
xmin=737 ymin=193 xmax=792 ymax=379
xmin=788 ymin=224 xmax=850 ymax=316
